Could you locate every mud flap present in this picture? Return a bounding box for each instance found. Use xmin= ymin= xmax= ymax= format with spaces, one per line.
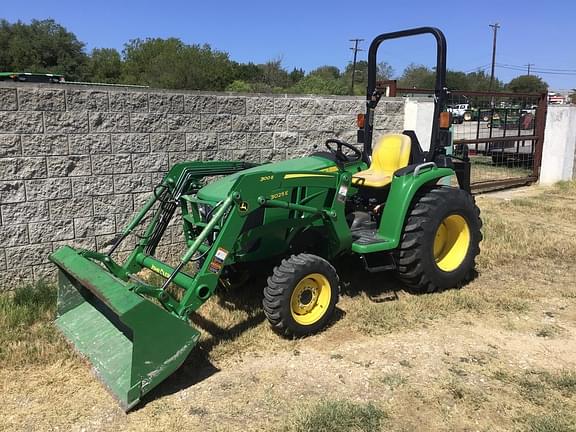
xmin=50 ymin=246 xmax=200 ymax=411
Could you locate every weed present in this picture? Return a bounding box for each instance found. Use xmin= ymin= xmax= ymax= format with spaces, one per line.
xmin=535 ymin=325 xmax=564 ymax=338
xmin=494 ymin=368 xmax=576 ymax=403
xmin=379 ymin=372 xmax=407 ymax=389
xmin=284 ymin=399 xmax=386 ymax=432
xmin=524 ymin=411 xmax=576 ymax=432
xmin=0 ymin=281 xmax=71 ymax=366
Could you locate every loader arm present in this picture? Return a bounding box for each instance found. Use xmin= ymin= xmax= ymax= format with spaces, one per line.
xmin=50 ymin=161 xmax=352 ymax=410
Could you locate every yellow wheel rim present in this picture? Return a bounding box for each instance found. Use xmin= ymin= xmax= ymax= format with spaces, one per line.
xmin=290 ymin=273 xmax=331 ymax=325
xmin=433 ymin=214 xmax=471 ymax=272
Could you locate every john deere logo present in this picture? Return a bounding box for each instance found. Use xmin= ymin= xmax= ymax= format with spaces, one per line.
xmin=239 ymin=201 xmax=249 ymax=212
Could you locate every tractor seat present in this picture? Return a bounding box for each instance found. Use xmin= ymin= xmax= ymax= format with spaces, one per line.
xmin=352 ymin=134 xmax=412 ymax=188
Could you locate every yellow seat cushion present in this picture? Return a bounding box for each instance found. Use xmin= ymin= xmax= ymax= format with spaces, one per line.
xmin=352 ymin=134 xmax=411 ymax=188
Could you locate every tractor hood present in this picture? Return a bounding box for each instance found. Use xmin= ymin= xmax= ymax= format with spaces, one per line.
xmin=197 ymin=155 xmax=339 ymax=202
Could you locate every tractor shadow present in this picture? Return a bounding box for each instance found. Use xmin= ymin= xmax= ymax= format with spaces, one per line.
xmin=139 ymin=256 xmax=474 ymax=409
xmin=335 ymin=254 xmax=405 ymax=301
xmin=334 ymin=254 xmax=477 ymax=300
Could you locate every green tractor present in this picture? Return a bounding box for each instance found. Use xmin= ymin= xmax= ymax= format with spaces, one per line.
xmin=50 ymin=27 xmax=482 ymax=410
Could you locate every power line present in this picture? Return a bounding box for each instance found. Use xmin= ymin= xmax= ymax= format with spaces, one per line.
xmin=349 ymin=39 xmax=364 ymax=94
xmin=464 ymin=64 xmax=491 ymax=73
xmin=497 ymin=62 xmax=576 ymax=73
xmin=496 ymin=64 xmax=576 ymax=75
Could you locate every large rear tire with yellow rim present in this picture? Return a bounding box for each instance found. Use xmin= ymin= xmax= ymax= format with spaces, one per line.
xmin=263 ymin=253 xmax=339 ymax=336
xmin=396 ymin=187 xmax=482 ymax=293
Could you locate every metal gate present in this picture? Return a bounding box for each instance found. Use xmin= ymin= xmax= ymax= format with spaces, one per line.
xmin=387 ymin=83 xmax=548 ymax=192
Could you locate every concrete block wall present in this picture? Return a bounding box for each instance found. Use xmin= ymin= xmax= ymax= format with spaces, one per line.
xmin=0 ymin=83 xmax=405 ymax=289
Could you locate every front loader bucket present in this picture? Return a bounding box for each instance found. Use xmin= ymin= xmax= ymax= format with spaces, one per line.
xmin=50 ymin=246 xmax=200 ymax=411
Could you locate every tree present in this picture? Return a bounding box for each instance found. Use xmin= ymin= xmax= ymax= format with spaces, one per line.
xmin=308 ymin=65 xmax=341 ymax=81
xmin=398 ymin=64 xmax=435 ymax=89
xmin=289 ymin=67 xmax=305 ymax=84
xmin=446 ymin=70 xmax=469 ymax=90
xmin=507 ymin=75 xmax=548 ymax=94
xmin=341 ymin=60 xmax=368 ymax=95
xmin=465 ymin=70 xmax=503 ymax=92
xmin=121 ymin=38 xmax=235 ymax=90
xmin=225 ymin=80 xmax=252 ymax=93
xmin=0 ymin=19 xmax=88 ymax=80
xmin=289 ymin=74 xmax=347 ymax=95
xmin=258 ymin=59 xmax=290 ymax=89
xmin=232 ymin=62 xmax=263 ymax=83
xmin=88 ymin=48 xmax=122 ymax=83
xmin=570 ymin=90 xmax=576 ymax=104
xmin=376 ymin=62 xmax=394 ymax=81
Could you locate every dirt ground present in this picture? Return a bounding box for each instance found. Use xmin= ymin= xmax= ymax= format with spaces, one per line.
xmin=1 ymin=182 xmax=575 ymax=432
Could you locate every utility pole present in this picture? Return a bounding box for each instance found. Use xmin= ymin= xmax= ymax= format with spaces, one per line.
xmin=349 ymin=38 xmax=364 ymax=95
xmin=526 ymin=63 xmax=534 ymax=76
xmin=488 ymin=23 xmax=500 ymax=91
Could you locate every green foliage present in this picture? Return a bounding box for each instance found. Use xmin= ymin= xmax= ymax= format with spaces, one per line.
xmin=0 ymin=18 xmax=551 ymax=96
xmin=225 ymin=80 xmax=253 ymax=93
xmin=0 ymin=281 xmax=72 ymax=365
xmin=258 ymin=59 xmax=290 ymax=89
xmin=0 ymin=19 xmax=88 ymax=80
xmin=507 ymin=75 xmax=548 ymax=93
xmin=289 ymin=74 xmax=347 ymax=95
xmin=289 ymin=67 xmax=305 ymax=84
xmin=342 ymin=60 xmax=367 ymax=95
xmin=88 ymin=48 xmax=122 ymax=83
xmin=398 ymin=63 xmax=436 ymax=89
xmin=309 ymin=65 xmax=341 ymax=81
xmin=377 ymin=61 xmax=394 ymax=80
xmin=1 ymin=281 xmax=56 ymax=327
xmin=284 ymin=399 xmax=386 ymax=432
xmin=398 ymin=66 xmax=504 ymax=92
xmin=232 ymin=61 xmax=263 ymax=83
xmin=121 ymin=38 xmax=235 ymax=90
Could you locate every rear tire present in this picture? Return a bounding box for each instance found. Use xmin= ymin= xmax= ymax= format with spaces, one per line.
xmin=263 ymin=253 xmax=339 ymax=336
xmin=463 ymin=112 xmax=473 ymax=121
xmin=396 ymin=187 xmax=482 ymax=293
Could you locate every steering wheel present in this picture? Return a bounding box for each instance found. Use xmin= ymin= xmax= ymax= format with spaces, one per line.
xmin=324 ymin=139 xmax=362 ymax=163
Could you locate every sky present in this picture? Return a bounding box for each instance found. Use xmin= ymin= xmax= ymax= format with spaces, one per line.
xmin=2 ymin=0 xmax=575 ymax=90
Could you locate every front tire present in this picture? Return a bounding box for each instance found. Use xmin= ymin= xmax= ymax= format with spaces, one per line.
xmin=396 ymin=187 xmax=482 ymax=293
xmin=263 ymin=253 xmax=339 ymax=336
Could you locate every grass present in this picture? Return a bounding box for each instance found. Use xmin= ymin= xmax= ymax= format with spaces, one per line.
xmin=524 ymin=411 xmax=576 ymax=432
xmin=348 ymin=286 xmax=530 ymax=336
xmin=0 ymin=181 xmax=575 ymax=432
xmin=494 ymin=368 xmax=576 ymax=404
xmin=535 ymin=324 xmax=565 ymax=338
xmin=0 ymin=281 xmax=72 ymax=366
xmin=283 ymin=399 xmax=386 ymax=432
xmin=379 ymin=372 xmax=407 ymax=389
xmin=466 ymin=154 xmax=534 ymax=182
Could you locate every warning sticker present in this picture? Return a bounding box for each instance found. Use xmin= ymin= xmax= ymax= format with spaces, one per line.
xmin=209 ymin=247 xmax=229 ymax=273
xmin=337 ymin=184 xmax=348 ymax=202
xmin=215 ymin=247 xmax=228 ymax=263
xmin=209 ymin=261 xmax=222 ymax=273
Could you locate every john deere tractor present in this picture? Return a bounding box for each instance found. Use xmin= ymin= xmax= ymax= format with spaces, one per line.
xmin=50 ymin=27 xmax=481 ymax=410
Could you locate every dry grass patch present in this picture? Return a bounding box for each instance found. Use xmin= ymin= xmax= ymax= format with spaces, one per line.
xmin=1 ymin=181 xmax=576 ymax=432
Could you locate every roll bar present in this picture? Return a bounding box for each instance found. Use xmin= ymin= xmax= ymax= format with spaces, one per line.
xmin=362 ymin=27 xmax=448 ymax=162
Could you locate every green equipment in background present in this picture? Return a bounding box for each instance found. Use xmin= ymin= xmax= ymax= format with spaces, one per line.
xmin=50 ymin=27 xmax=482 ymax=410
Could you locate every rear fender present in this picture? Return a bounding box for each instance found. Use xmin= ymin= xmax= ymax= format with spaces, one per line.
xmin=377 ymin=167 xmax=454 ymax=249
